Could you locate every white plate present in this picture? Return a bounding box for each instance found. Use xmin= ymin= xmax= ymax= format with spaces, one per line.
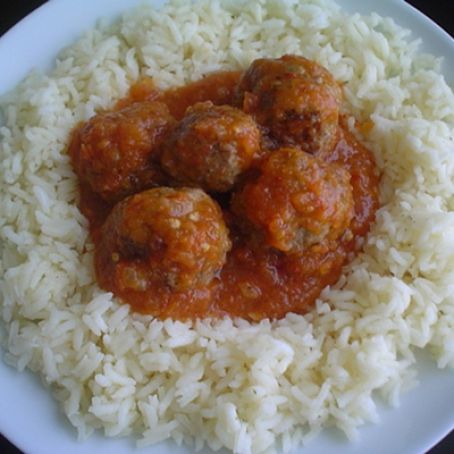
xmin=0 ymin=1 xmax=453 ymax=453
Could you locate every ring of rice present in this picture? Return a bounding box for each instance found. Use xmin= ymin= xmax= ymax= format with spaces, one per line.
xmin=1 ymin=1 xmax=453 ymax=453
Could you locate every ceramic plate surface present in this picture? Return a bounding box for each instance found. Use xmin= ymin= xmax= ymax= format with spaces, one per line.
xmin=0 ymin=1 xmax=453 ymax=453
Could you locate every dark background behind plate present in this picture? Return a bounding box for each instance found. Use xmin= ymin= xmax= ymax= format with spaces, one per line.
xmin=0 ymin=1 xmax=453 ymax=453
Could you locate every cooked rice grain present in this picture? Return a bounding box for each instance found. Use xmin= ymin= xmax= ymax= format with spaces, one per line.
xmin=1 ymin=0 xmax=454 ymax=453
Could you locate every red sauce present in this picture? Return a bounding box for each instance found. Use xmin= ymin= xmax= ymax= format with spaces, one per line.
xmin=116 ymin=71 xmax=242 ymax=120
xmin=70 ymin=71 xmax=380 ymax=321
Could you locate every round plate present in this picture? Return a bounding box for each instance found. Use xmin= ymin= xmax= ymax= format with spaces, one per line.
xmin=0 ymin=1 xmax=453 ymax=453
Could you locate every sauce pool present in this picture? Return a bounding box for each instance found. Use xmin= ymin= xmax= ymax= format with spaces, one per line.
xmin=71 ymin=71 xmax=380 ymax=320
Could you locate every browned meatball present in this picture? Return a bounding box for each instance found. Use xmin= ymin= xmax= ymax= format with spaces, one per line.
xmin=237 ymin=55 xmax=342 ymax=154
xmin=96 ymin=187 xmax=231 ymax=293
xmin=70 ymin=101 xmax=175 ymax=203
xmin=160 ymin=102 xmax=261 ymax=192
xmin=231 ymin=148 xmax=354 ymax=253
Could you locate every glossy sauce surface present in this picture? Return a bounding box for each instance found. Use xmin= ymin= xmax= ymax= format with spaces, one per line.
xmin=71 ymin=71 xmax=380 ymax=320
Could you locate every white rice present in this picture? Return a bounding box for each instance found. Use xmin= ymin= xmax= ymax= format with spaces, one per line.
xmin=1 ymin=0 xmax=454 ymax=453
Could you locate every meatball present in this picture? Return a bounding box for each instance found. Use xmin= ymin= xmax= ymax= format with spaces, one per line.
xmin=237 ymin=55 xmax=342 ymax=154
xmin=96 ymin=187 xmax=231 ymax=293
xmin=231 ymin=148 xmax=354 ymax=253
xmin=70 ymin=101 xmax=175 ymax=203
xmin=161 ymin=102 xmax=261 ymax=192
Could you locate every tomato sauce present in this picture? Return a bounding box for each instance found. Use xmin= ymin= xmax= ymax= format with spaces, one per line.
xmin=71 ymin=71 xmax=380 ymax=320
xmin=116 ymin=71 xmax=242 ymax=120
